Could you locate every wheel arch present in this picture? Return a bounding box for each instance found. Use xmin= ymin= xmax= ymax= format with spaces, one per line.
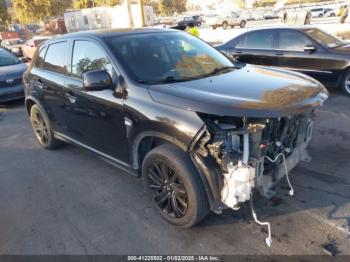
xmin=25 ymin=96 xmax=41 ymax=116
xmin=131 ymin=131 xmax=188 ymax=171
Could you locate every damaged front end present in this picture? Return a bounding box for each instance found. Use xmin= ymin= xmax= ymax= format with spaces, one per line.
xmin=190 ymin=111 xmax=316 ymax=244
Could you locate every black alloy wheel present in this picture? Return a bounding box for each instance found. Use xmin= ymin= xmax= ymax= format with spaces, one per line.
xmin=147 ymin=160 xmax=188 ymax=218
xmin=31 ymin=106 xmax=50 ymax=146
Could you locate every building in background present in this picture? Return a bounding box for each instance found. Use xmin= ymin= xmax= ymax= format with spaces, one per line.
xmin=64 ymin=4 xmax=155 ymax=33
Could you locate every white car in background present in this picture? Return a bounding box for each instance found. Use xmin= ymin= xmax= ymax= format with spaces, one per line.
xmin=206 ymin=11 xmax=247 ymax=30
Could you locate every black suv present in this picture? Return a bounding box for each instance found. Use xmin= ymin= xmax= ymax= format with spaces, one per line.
xmin=24 ymin=28 xmax=328 ymax=230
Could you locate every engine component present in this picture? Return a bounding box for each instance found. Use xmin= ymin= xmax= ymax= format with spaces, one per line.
xmin=221 ymin=161 xmax=255 ymax=208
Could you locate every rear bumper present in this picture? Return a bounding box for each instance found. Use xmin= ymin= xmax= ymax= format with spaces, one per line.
xmin=0 ymin=84 xmax=24 ymax=103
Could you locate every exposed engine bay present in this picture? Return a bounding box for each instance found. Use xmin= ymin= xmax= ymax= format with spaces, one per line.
xmin=191 ymin=111 xmax=315 ymax=246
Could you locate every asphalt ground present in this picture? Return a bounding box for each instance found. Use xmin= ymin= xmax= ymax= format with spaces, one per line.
xmin=0 ymin=88 xmax=349 ymax=255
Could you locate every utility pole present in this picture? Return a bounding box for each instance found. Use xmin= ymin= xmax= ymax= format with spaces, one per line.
xmin=139 ymin=0 xmax=145 ymax=27
xmin=125 ymin=0 xmax=134 ymax=27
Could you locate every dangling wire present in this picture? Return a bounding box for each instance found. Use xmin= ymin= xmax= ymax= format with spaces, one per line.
xmin=265 ymin=153 xmax=294 ymax=196
xmin=250 ymin=192 xmax=272 ymax=247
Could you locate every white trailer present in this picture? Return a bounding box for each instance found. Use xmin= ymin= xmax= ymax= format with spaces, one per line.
xmin=64 ymin=4 xmax=155 ymax=33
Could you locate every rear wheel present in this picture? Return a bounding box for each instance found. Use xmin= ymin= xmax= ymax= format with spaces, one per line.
xmin=240 ymin=20 xmax=246 ymax=28
xmin=341 ymin=69 xmax=350 ymax=97
xmin=30 ymin=104 xmax=63 ymax=149
xmin=222 ymin=21 xmax=228 ymax=30
xmin=142 ymin=144 xmax=209 ymax=228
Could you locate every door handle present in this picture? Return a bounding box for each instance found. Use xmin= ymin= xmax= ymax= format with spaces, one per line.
xmin=235 ymin=50 xmax=242 ymax=54
xmin=276 ymin=52 xmax=284 ymax=56
xmin=37 ymin=79 xmax=46 ymax=90
xmin=65 ymin=91 xmax=77 ymax=104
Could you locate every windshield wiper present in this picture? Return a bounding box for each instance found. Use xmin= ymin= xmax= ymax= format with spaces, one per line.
xmin=138 ymin=76 xmax=193 ymax=85
xmin=195 ymin=66 xmax=236 ymax=79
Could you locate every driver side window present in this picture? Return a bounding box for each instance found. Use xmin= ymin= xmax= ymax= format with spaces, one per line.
xmin=71 ymin=40 xmax=112 ymax=78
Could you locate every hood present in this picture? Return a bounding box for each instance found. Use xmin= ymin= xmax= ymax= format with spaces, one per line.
xmin=331 ymin=43 xmax=350 ymax=54
xmin=0 ymin=63 xmax=27 ymax=81
xmin=147 ymin=65 xmax=329 ymax=118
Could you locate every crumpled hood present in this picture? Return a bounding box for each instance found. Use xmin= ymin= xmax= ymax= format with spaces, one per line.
xmin=0 ymin=63 xmax=27 ymax=81
xmin=147 ymin=65 xmax=329 ymax=118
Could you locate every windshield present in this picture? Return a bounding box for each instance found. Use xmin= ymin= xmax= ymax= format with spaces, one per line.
xmin=106 ymin=32 xmax=234 ymax=84
xmin=304 ymin=28 xmax=345 ymax=48
xmin=0 ymin=50 xmax=20 ymax=66
xmin=9 ymin=39 xmax=24 ymax=45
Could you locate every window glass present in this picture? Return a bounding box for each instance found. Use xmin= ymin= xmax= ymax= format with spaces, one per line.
xmin=279 ymin=30 xmax=312 ymax=51
xmin=34 ymin=46 xmax=47 ymax=68
xmin=236 ymin=36 xmax=246 ymax=48
xmin=304 ymin=28 xmax=344 ymax=48
xmin=245 ymin=31 xmax=274 ymax=49
xmin=0 ymin=49 xmax=20 ymax=66
xmin=71 ymin=41 xmax=111 ymax=78
xmin=106 ymin=32 xmax=233 ymax=84
xmin=43 ymin=42 xmax=67 ymax=73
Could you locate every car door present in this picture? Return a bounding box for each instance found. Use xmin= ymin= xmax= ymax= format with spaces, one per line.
xmin=229 ymin=30 xmax=279 ymax=67
xmin=60 ymin=39 xmax=130 ymax=163
xmin=275 ymin=29 xmax=335 ymax=85
xmin=29 ymin=41 xmax=69 ymax=132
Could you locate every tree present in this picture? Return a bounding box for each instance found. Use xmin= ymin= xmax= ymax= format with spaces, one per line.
xmin=159 ymin=0 xmax=186 ymax=16
xmin=13 ymin=0 xmax=51 ymax=23
xmin=0 ymin=0 xmax=10 ymax=25
xmin=74 ymin=0 xmax=121 ymax=9
xmin=51 ymin=0 xmax=73 ymax=16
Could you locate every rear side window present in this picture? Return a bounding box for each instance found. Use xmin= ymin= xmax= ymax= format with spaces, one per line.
xmin=43 ymin=42 xmax=67 ymax=74
xmin=71 ymin=40 xmax=111 ymax=78
xmin=34 ymin=46 xmax=47 ymax=68
xmin=278 ymin=30 xmax=312 ymax=51
xmin=243 ymin=31 xmax=275 ymax=49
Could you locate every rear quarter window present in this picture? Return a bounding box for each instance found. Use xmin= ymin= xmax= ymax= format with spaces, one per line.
xmin=42 ymin=41 xmax=68 ymax=74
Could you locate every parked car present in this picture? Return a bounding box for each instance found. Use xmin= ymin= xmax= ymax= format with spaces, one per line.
xmin=0 ymin=48 xmax=27 ymax=103
xmin=217 ymin=27 xmax=350 ymax=96
xmin=310 ymin=7 xmax=327 ymax=17
xmin=177 ymin=16 xmax=202 ymax=27
xmin=1 ymin=38 xmax=25 ymax=57
xmin=22 ymin=37 xmax=51 ymax=60
xmin=206 ymin=11 xmax=247 ymax=29
xmin=324 ymin=8 xmax=337 ymax=17
xmin=23 ymin=29 xmax=328 ymax=241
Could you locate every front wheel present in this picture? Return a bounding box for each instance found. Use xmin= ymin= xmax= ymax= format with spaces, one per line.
xmin=222 ymin=21 xmax=228 ymax=30
xmin=240 ymin=20 xmax=246 ymax=28
xmin=142 ymin=144 xmax=209 ymax=228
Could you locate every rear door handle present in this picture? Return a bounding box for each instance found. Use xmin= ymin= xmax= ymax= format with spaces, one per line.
xmin=235 ymin=50 xmax=242 ymax=54
xmin=276 ymin=52 xmax=284 ymax=56
xmin=65 ymin=91 xmax=77 ymax=104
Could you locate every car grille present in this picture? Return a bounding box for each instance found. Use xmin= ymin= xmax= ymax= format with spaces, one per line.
xmin=0 ymin=77 xmax=23 ymax=88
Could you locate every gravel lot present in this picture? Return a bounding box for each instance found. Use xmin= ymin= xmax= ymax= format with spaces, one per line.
xmin=0 ymin=89 xmax=349 ymax=255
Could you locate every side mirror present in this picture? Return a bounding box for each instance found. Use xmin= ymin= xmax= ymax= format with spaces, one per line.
xmin=83 ymin=70 xmax=112 ymax=91
xmin=304 ymin=44 xmax=316 ymax=53
xmin=21 ymin=57 xmax=29 ymax=63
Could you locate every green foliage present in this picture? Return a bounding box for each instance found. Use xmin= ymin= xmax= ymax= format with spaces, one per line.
xmin=14 ymin=0 xmax=51 ymax=23
xmin=253 ymin=0 xmax=276 ymax=8
xmin=159 ymin=0 xmax=186 ymax=16
xmin=51 ymin=0 xmax=73 ymax=16
xmin=73 ymin=0 xmax=121 ymax=9
xmin=0 ymin=0 xmax=10 ymax=25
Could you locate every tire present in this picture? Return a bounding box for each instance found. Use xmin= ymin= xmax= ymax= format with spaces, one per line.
xmin=222 ymin=21 xmax=228 ymax=30
xmin=142 ymin=143 xmax=209 ymax=228
xmin=240 ymin=20 xmax=246 ymax=28
xmin=341 ymin=69 xmax=350 ymax=97
xmin=212 ymin=25 xmax=217 ymax=30
xmin=30 ymin=104 xmax=63 ymax=149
